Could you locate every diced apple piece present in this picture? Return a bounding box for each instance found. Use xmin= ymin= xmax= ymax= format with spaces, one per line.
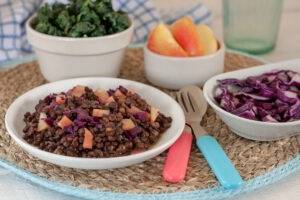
xmin=150 ymin=107 xmax=159 ymax=123
xmin=171 ymin=17 xmax=204 ymax=56
xmin=55 ymin=94 xmax=66 ymax=104
xmin=37 ymin=112 xmax=49 ymax=132
xmin=70 ymin=85 xmax=85 ymax=97
xmin=147 ymin=23 xmax=188 ymax=57
xmin=105 ymin=96 xmax=115 ymax=105
xmin=197 ymin=24 xmax=218 ymax=55
xmin=128 ymin=106 xmax=142 ymax=114
xmin=127 ymin=106 xmax=150 ymax=121
xmin=92 ymin=109 xmax=110 ymax=117
xmin=83 ymin=128 xmax=93 ymax=149
xmin=121 ymin=119 xmax=136 ymax=131
xmin=94 ymin=89 xmax=109 ymax=103
xmin=114 ymin=89 xmax=125 ymax=98
xmin=57 ymin=115 xmax=73 ymax=129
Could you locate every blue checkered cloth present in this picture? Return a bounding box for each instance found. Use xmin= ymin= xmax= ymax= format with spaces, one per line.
xmin=0 ymin=0 xmax=42 ymax=62
xmin=0 ymin=0 xmax=212 ymax=62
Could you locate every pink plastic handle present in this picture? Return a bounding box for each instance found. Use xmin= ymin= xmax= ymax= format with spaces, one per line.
xmin=163 ymin=131 xmax=193 ymax=183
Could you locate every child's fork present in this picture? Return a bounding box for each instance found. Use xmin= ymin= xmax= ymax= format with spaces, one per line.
xmin=163 ymin=85 xmax=243 ymax=189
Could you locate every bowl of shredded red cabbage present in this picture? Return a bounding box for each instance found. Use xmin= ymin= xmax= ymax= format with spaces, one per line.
xmin=214 ymin=70 xmax=300 ymax=122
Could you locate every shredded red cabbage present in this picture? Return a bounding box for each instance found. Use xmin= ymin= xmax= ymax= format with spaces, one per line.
xmin=127 ymin=126 xmax=142 ymax=138
xmin=215 ymin=70 xmax=300 ymax=122
xmin=133 ymin=112 xmax=148 ymax=121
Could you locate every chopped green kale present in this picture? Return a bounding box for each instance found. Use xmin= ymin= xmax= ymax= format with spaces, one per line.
xmin=33 ymin=0 xmax=130 ymax=37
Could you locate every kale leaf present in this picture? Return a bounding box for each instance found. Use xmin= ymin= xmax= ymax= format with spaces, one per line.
xmin=94 ymin=0 xmax=113 ymax=16
xmin=33 ymin=0 xmax=130 ymax=37
xmin=56 ymin=10 xmax=75 ymax=34
xmin=69 ymin=21 xmax=96 ymax=37
xmin=104 ymin=11 xmax=131 ymax=34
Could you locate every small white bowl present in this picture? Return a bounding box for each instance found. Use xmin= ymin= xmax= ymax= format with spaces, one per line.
xmin=26 ymin=16 xmax=134 ymax=82
xmin=5 ymin=78 xmax=185 ymax=169
xmin=203 ymin=59 xmax=300 ymax=141
xmin=144 ymin=40 xmax=225 ymax=90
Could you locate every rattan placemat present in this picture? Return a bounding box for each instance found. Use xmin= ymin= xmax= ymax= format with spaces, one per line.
xmin=0 ymin=49 xmax=299 ymax=194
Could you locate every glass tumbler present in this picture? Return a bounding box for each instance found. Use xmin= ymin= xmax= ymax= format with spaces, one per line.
xmin=223 ymin=0 xmax=283 ymax=54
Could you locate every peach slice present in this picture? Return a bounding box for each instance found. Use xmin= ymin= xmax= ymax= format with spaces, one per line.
xmin=70 ymin=85 xmax=85 ymax=97
xmin=171 ymin=17 xmax=204 ymax=56
xmin=121 ymin=119 xmax=136 ymax=131
xmin=57 ymin=115 xmax=73 ymax=129
xmin=37 ymin=112 xmax=49 ymax=132
xmin=94 ymin=89 xmax=109 ymax=103
xmin=92 ymin=109 xmax=110 ymax=117
xmin=147 ymin=23 xmax=188 ymax=57
xmin=150 ymin=107 xmax=159 ymax=123
xmin=55 ymin=94 xmax=66 ymax=104
xmin=83 ymin=128 xmax=93 ymax=149
xmin=197 ymin=24 xmax=218 ymax=55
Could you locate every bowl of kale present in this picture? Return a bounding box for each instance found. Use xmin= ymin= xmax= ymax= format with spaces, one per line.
xmin=26 ymin=0 xmax=134 ymax=82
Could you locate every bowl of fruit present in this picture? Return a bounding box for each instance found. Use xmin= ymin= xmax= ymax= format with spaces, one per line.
xmin=144 ymin=17 xmax=224 ymax=90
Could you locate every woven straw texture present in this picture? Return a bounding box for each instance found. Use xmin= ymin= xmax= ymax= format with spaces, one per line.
xmin=0 ymin=49 xmax=299 ymax=194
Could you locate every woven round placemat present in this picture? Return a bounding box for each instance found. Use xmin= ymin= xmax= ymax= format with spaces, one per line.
xmin=0 ymin=49 xmax=299 ymax=194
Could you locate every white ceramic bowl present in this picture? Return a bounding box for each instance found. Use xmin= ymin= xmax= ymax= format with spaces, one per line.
xmin=203 ymin=59 xmax=300 ymax=141
xmin=26 ymin=16 xmax=134 ymax=82
xmin=5 ymin=78 xmax=185 ymax=169
xmin=144 ymin=40 xmax=225 ymax=90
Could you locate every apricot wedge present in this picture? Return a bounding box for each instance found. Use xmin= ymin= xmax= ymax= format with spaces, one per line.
xmin=147 ymin=23 xmax=188 ymax=57
xmin=171 ymin=17 xmax=204 ymax=56
xmin=197 ymin=24 xmax=218 ymax=55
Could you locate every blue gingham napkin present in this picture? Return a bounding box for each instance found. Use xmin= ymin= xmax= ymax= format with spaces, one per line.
xmin=0 ymin=0 xmax=42 ymax=62
xmin=0 ymin=0 xmax=211 ymax=63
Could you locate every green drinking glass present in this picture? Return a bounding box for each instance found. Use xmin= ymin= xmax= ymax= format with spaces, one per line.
xmin=223 ymin=0 xmax=283 ymax=54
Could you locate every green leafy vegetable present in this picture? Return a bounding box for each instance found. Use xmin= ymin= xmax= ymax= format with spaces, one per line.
xmin=33 ymin=0 xmax=130 ymax=37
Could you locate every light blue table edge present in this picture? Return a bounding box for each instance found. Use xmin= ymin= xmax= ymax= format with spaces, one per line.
xmin=2 ymin=46 xmax=299 ymax=200
xmin=0 ymin=156 xmax=299 ymax=200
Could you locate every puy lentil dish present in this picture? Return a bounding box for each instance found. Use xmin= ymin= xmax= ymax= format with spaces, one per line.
xmin=23 ymin=85 xmax=172 ymax=158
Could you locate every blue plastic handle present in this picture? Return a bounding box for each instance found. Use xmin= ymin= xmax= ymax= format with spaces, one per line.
xmin=196 ymin=135 xmax=243 ymax=189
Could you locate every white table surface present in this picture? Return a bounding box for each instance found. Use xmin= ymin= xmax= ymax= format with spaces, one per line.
xmin=1 ymin=0 xmax=300 ymax=199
